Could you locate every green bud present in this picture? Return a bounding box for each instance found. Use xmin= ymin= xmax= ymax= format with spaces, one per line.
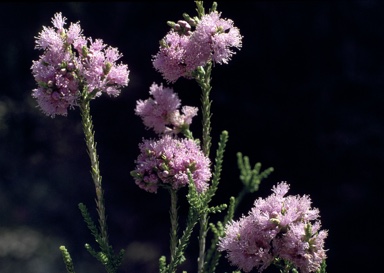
xmin=216 ymin=26 xmax=224 ymax=34
xmin=103 ymin=62 xmax=112 ymax=75
xmin=196 ymin=66 xmax=205 ymax=75
xmin=281 ymin=206 xmax=287 ymax=215
xmin=182 ymin=13 xmax=191 ymax=21
xmin=270 ymin=218 xmax=280 ymax=225
xmin=188 ymin=161 xmax=197 ymax=172
xmin=98 ymin=252 xmax=109 ymax=264
xmin=60 ymin=61 xmax=67 ymax=69
xmin=130 ymin=170 xmax=142 ymax=179
xmin=38 ymin=81 xmax=49 ymax=89
xmin=159 ymin=38 xmax=168 ymax=48
xmin=159 ymin=162 xmax=169 ymax=171
xmin=193 ymin=16 xmax=200 ymax=24
xmin=304 ymin=223 xmax=313 ymax=241
xmin=167 ymin=20 xmax=176 ymax=28
xmin=82 ymin=46 xmax=89 ymax=57
xmin=183 ymin=13 xmax=197 ymax=26
xmin=211 ymin=2 xmax=218 ymax=12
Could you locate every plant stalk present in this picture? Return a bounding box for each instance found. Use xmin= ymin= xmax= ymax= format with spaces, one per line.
xmin=80 ymin=98 xmax=109 ymax=250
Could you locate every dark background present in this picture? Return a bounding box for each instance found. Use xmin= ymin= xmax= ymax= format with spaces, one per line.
xmin=0 ymin=1 xmax=382 ymax=272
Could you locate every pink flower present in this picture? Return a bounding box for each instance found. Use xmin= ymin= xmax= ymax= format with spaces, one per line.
xmin=250 ymin=182 xmax=320 ymax=228
xmin=273 ymin=221 xmax=328 ymax=273
xmin=31 ymin=22 xmax=79 ymax=117
xmin=169 ymin=106 xmax=198 ymax=129
xmin=135 ymin=82 xmax=198 ymax=135
xmin=218 ymin=216 xmax=275 ymax=273
xmin=219 ymin=182 xmax=327 ymax=273
xmin=31 ymin=12 xmax=130 ymax=117
xmin=152 ymin=11 xmax=242 ymax=83
xmin=195 ymin=11 xmax=242 ymax=65
xmin=80 ymin=38 xmax=129 ymax=97
xmin=152 ymin=30 xmax=191 ymax=83
xmin=131 ymin=135 xmax=211 ymax=193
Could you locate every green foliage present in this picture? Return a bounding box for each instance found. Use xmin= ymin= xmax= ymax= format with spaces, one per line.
xmin=161 ymin=175 xmax=201 ymax=273
xmin=207 ymin=203 xmax=227 ymax=214
xmin=209 ymin=2 xmax=218 ymax=13
xmin=186 ymin=172 xmax=205 ymax=213
xmin=77 ymin=98 xmax=125 ymax=273
xmin=204 ymin=197 xmax=235 ymax=273
xmin=275 ymin=259 xmax=327 ymax=273
xmin=159 ymin=256 xmax=167 ymax=273
xmin=78 ymin=203 xmax=125 ymax=273
xmin=78 ymin=203 xmax=100 ymax=241
xmin=164 ymin=129 xmax=229 ymax=273
xmin=237 ymin=152 xmax=274 ymax=193
xmin=195 ymin=62 xmax=213 ymax=157
xmin=317 ymin=260 xmax=327 ymax=273
xmin=163 ymin=130 xmax=231 ymax=273
xmin=235 ymin=152 xmax=274 ymax=209
xmin=59 ymin=246 xmax=76 ymax=273
xmin=204 ymin=130 xmax=228 ymax=204
xmin=195 ymin=1 xmax=206 ymax=18
xmin=194 ymin=1 xmax=218 ymax=18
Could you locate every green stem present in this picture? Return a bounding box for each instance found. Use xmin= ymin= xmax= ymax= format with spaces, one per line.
xmin=169 ymin=189 xmax=178 ymax=263
xmin=198 ymin=62 xmax=213 ymax=158
xmin=194 ymin=61 xmax=213 ymax=273
xmin=234 ymin=187 xmax=247 ymax=211
xmin=80 ymin=98 xmax=109 ymax=252
xmin=197 ymin=213 xmax=208 ymax=273
xmin=167 ymin=209 xmax=199 ymax=273
xmin=203 ymin=131 xmax=229 ymax=273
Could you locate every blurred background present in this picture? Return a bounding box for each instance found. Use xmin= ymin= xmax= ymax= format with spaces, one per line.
xmin=0 ymin=1 xmax=383 ymax=272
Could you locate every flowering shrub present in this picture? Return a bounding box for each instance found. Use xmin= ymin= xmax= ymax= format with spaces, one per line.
xmin=30 ymin=2 xmax=328 ymax=273
xmin=218 ymin=182 xmax=327 ymax=273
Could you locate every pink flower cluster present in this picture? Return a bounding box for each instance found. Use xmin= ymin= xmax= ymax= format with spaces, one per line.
xmin=135 ymin=82 xmax=198 ymax=135
xmin=218 ymin=182 xmax=328 ymax=273
xmin=131 ymin=135 xmax=211 ymax=193
xmin=31 ymin=12 xmax=130 ymax=117
xmin=152 ymin=11 xmax=242 ymax=83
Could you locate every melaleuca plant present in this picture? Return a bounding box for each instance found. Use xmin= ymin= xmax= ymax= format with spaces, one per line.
xmin=31 ymin=11 xmax=129 ymax=273
xmin=31 ymin=1 xmax=328 ymax=273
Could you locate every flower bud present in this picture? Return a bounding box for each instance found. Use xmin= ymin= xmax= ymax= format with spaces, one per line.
xmin=167 ymin=21 xmax=176 ymax=28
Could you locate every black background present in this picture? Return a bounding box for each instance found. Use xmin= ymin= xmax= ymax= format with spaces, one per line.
xmin=0 ymin=1 xmax=382 ymax=273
